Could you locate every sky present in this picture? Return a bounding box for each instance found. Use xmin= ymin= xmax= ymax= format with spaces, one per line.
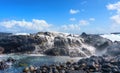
xmin=0 ymin=0 xmax=120 ymax=34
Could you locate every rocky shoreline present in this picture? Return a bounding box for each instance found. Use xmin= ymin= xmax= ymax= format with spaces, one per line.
xmin=0 ymin=55 xmax=120 ymax=73
xmin=0 ymin=32 xmax=120 ymax=73
xmin=22 ymin=55 xmax=120 ymax=73
xmin=0 ymin=32 xmax=119 ymax=57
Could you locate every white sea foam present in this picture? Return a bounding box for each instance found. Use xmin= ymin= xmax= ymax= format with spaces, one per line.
xmin=13 ymin=33 xmax=30 ymax=35
xmin=100 ymin=34 xmax=120 ymax=42
xmin=25 ymin=54 xmax=46 ymax=56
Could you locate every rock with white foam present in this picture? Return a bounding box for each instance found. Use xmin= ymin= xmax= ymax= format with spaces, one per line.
xmin=100 ymin=34 xmax=120 ymax=42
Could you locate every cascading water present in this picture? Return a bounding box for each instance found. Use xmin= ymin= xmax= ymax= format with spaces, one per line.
xmin=81 ymin=44 xmax=96 ymax=56
xmin=33 ymin=32 xmax=96 ymax=57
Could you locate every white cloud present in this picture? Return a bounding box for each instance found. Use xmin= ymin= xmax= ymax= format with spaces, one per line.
xmin=0 ymin=18 xmax=95 ymax=33
xmin=0 ymin=19 xmax=51 ymax=32
xmin=89 ymin=18 xmax=95 ymax=21
xmin=32 ymin=19 xmax=50 ymax=27
xmin=64 ymin=18 xmax=95 ymax=31
xmin=110 ymin=15 xmax=120 ymax=24
xmin=62 ymin=18 xmax=95 ymax=32
xmin=1 ymin=20 xmax=16 ymax=28
xmin=69 ymin=18 xmax=76 ymax=21
xmin=70 ymin=9 xmax=79 ymax=14
xmin=107 ymin=2 xmax=120 ymax=13
xmin=62 ymin=24 xmax=80 ymax=31
xmin=107 ymin=1 xmax=120 ymax=25
xmin=63 ymin=18 xmax=95 ymax=32
xmin=0 ymin=19 xmax=81 ymax=33
xmin=79 ymin=20 xmax=89 ymax=25
xmin=81 ymin=1 xmax=87 ymax=5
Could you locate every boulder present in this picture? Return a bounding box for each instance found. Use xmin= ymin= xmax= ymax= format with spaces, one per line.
xmin=0 ymin=47 xmax=4 ymax=54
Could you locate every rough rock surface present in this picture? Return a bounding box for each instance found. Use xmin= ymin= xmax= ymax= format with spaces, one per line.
xmin=0 ymin=57 xmax=16 ymax=70
xmin=0 ymin=32 xmax=95 ymax=57
xmin=23 ymin=55 xmax=120 ymax=73
xmin=0 ymin=32 xmax=120 ymax=56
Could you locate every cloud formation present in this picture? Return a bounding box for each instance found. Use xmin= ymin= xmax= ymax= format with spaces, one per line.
xmin=62 ymin=24 xmax=80 ymax=31
xmin=107 ymin=2 xmax=120 ymax=12
xmin=81 ymin=1 xmax=87 ymax=5
xmin=70 ymin=9 xmax=79 ymax=14
xmin=0 ymin=19 xmax=51 ymax=32
xmin=79 ymin=20 xmax=89 ymax=26
xmin=89 ymin=18 xmax=95 ymax=21
xmin=107 ymin=2 xmax=120 ymax=24
xmin=69 ymin=18 xmax=76 ymax=21
xmin=110 ymin=15 xmax=120 ymax=24
xmin=0 ymin=17 xmax=95 ymax=33
xmin=61 ymin=18 xmax=95 ymax=33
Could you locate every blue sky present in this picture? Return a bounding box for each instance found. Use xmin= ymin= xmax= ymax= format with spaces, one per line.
xmin=0 ymin=0 xmax=120 ymax=34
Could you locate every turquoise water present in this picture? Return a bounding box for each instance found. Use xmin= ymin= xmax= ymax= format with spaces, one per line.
xmin=0 ymin=55 xmax=81 ymax=73
xmin=117 ymin=34 xmax=120 ymax=36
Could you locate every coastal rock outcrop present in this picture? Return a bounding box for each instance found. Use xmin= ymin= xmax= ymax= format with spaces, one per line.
xmin=107 ymin=41 xmax=120 ymax=56
xmin=81 ymin=33 xmax=113 ymax=55
xmin=0 ymin=32 xmax=96 ymax=57
xmin=0 ymin=32 xmax=120 ymax=56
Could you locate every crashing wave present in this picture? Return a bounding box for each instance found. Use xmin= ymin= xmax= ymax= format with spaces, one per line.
xmin=100 ymin=34 xmax=120 ymax=42
xmin=13 ymin=33 xmax=30 ymax=35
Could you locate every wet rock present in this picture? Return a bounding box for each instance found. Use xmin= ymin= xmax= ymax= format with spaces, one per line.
xmin=0 ymin=61 xmax=9 ymax=70
xmin=107 ymin=43 xmax=120 ymax=56
xmin=0 ymin=57 xmax=16 ymax=70
xmin=81 ymin=33 xmax=112 ymax=54
xmin=0 ymin=47 xmax=4 ymax=54
xmin=44 ymin=48 xmax=69 ymax=56
xmin=22 ymin=55 xmax=120 ymax=73
xmin=7 ymin=57 xmax=16 ymax=62
xmin=0 ymin=32 xmax=96 ymax=57
xmin=81 ymin=32 xmax=87 ymax=38
xmin=1 ymin=32 xmax=120 ymax=56
xmin=29 ymin=65 xmax=35 ymax=72
xmin=111 ymin=66 xmax=120 ymax=73
xmin=23 ymin=67 xmax=29 ymax=73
